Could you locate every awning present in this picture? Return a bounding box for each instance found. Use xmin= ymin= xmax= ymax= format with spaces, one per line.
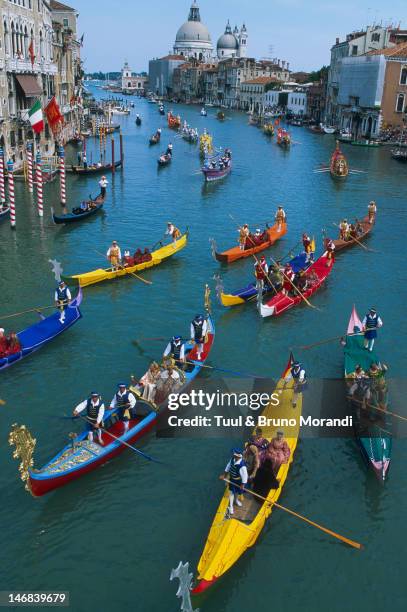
xmin=15 ymin=74 xmax=42 ymax=97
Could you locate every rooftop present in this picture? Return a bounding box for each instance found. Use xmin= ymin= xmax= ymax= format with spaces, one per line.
xmin=367 ymin=41 xmax=407 ymax=57
xmin=50 ymin=0 xmax=76 ymax=11
xmin=242 ymin=76 xmax=279 ymax=85
xmin=160 ymin=54 xmax=185 ymax=61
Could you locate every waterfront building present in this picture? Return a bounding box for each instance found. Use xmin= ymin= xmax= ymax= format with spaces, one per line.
xmin=240 ymin=77 xmax=279 ymax=113
xmin=326 ymin=25 xmax=407 ymax=125
xmin=148 ymin=55 xmax=185 ymax=97
xmin=173 ymin=0 xmax=213 ymax=62
xmin=263 ymin=83 xmax=308 ymax=116
xmin=306 ymin=79 xmax=327 ymax=123
xmin=120 ymin=61 xmax=148 ymax=95
xmin=0 ymin=0 xmax=83 ymax=166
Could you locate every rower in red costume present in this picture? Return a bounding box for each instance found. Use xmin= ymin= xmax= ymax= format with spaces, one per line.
xmin=282 ymin=262 xmax=295 ymax=295
xmin=254 ymin=255 xmax=268 ymax=290
xmin=0 ymin=328 xmax=8 ymax=357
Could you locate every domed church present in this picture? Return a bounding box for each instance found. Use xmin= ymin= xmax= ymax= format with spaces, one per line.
xmin=173 ymin=1 xmax=248 ymax=62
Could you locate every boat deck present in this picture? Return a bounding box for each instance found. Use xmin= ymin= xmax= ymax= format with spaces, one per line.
xmin=232 ymin=496 xmax=261 ymax=523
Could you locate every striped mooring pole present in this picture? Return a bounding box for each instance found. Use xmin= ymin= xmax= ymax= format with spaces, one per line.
xmin=58 ymin=146 xmax=66 ymax=206
xmin=7 ymin=160 xmax=16 ymax=229
xmin=26 ymin=142 xmax=34 ymax=194
xmin=35 ymin=151 xmax=43 ymax=217
xmin=0 ymin=147 xmax=6 ymax=205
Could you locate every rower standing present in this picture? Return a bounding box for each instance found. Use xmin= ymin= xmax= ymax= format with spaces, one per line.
xmin=362 ymin=307 xmax=383 ymax=352
xmin=254 ymin=255 xmax=268 ymax=291
xmin=55 ymin=280 xmax=71 ymax=324
xmin=282 ymin=262 xmax=295 ymax=295
xmin=166 ymin=222 xmax=181 ymax=243
xmin=286 ymin=361 xmax=307 ymax=408
xmin=190 ymin=314 xmax=208 ymax=361
xmin=275 ymin=206 xmax=286 ymax=232
xmin=107 ymin=240 xmax=122 ymax=271
xmin=368 ymin=201 xmax=377 ymax=224
xmin=238 ymin=224 xmax=250 ymax=251
xmin=166 ymin=143 xmax=173 ymax=156
xmin=324 ymin=237 xmax=335 ymax=265
xmin=99 ymin=175 xmax=108 ymax=199
xmin=221 ymin=449 xmax=248 ymax=516
xmin=163 ymin=335 xmax=185 ymax=364
xmin=73 ymin=392 xmax=105 ymax=445
xmin=302 ymin=233 xmax=313 ymax=262
xmin=109 ymin=383 xmax=137 ymax=434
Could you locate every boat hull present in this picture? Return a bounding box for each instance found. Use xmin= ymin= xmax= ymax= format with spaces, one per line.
xmin=68 ymin=161 xmax=121 ymax=175
xmin=202 ymin=163 xmax=231 ymax=182
xmin=215 ymin=222 xmax=287 ymax=264
xmin=52 ymin=199 xmax=104 ymax=224
xmin=333 ymin=215 xmax=374 ymax=251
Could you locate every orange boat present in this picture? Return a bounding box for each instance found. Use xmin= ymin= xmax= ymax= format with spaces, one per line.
xmin=167 ymin=112 xmax=181 ymax=129
xmin=213 ymin=222 xmax=287 ymax=263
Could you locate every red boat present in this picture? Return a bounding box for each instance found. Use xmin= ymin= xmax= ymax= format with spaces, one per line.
xmin=167 ymin=112 xmax=181 ymax=129
xmin=258 ymin=252 xmax=334 ymax=317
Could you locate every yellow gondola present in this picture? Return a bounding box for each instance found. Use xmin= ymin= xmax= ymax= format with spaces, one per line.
xmin=64 ymin=232 xmax=188 ymax=288
xmin=193 ymin=356 xmax=302 ymax=594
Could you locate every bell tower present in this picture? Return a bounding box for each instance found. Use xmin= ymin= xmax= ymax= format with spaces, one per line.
xmin=238 ymin=23 xmax=248 ymax=58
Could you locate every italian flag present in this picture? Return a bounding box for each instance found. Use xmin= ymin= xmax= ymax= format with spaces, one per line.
xmin=28 ymin=99 xmax=44 ymax=134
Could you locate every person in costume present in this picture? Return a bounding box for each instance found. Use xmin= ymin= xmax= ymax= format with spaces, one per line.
xmin=254 ymin=255 xmax=268 ymax=291
xmin=163 ymin=335 xmax=185 ymax=363
xmin=286 ymin=361 xmax=307 ymax=407
xmin=238 ymin=224 xmax=250 ymax=250
xmin=54 ymin=280 xmax=71 ymax=324
xmin=73 ymin=391 xmax=105 ymax=445
xmin=368 ymin=201 xmax=377 ymax=224
xmin=362 ymin=308 xmax=383 ymax=352
xmin=190 ymin=314 xmax=208 ymax=361
xmin=166 ymin=222 xmax=181 ymax=243
xmin=265 ymin=431 xmax=291 ymax=474
xmin=221 ymin=449 xmax=248 ymax=516
xmin=107 ymin=241 xmax=122 ymax=271
xmin=302 ymin=233 xmax=313 ymax=262
xmin=109 ymin=383 xmax=137 ymax=434
xmin=275 ymin=206 xmax=286 ymax=232
xmin=98 ymin=175 xmax=108 ymax=199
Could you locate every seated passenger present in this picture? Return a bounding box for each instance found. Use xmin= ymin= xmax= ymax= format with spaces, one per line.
xmin=6 ymin=331 xmax=21 ymax=355
xmin=140 ymin=362 xmax=161 ymax=402
xmin=142 ymin=248 xmax=152 ymax=262
xmin=123 ymin=250 xmax=134 ymax=267
xmin=243 ymin=439 xmax=260 ymax=481
xmin=265 ymin=431 xmax=291 ymax=474
xmin=133 ymin=248 xmax=143 ymax=264
xmin=0 ymin=328 xmax=8 ymax=357
xmin=252 ymin=456 xmax=280 ymax=497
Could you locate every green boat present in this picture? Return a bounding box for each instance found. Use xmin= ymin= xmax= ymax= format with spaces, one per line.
xmin=350 ymin=140 xmax=381 ymax=147
xmin=344 ymin=306 xmax=392 ymax=481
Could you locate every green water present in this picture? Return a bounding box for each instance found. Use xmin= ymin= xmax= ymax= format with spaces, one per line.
xmin=0 ymin=87 xmax=406 ymax=611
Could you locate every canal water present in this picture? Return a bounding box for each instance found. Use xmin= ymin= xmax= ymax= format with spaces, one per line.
xmin=0 ymin=86 xmax=406 ymax=611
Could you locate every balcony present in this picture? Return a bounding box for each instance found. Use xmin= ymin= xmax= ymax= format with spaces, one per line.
xmin=5 ymin=56 xmax=58 ymax=75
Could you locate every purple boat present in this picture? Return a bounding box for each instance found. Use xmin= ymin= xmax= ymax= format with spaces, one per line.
xmin=202 ymin=149 xmax=232 ymax=182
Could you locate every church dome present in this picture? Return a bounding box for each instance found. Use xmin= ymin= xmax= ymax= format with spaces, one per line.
xmin=217 ymin=32 xmax=238 ymax=50
xmin=176 ymin=20 xmax=211 ymax=43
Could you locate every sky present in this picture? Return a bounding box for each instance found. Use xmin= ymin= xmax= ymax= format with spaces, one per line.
xmin=72 ymin=0 xmax=407 ymax=73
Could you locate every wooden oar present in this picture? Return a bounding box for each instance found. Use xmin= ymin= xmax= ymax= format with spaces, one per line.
xmin=0 ymin=302 xmax=68 ymax=321
xmin=222 ymin=478 xmax=363 ymax=550
xmin=269 ymin=254 xmax=318 ymax=310
xmin=348 ymin=395 xmax=407 ymax=423
xmin=72 ymin=413 xmax=162 ymax=463
xmin=279 ymin=238 xmax=302 ymax=263
xmin=94 ymin=249 xmax=152 ymax=285
xmin=297 ymin=326 xmax=381 ymax=350
xmin=332 ymin=223 xmax=371 ymax=252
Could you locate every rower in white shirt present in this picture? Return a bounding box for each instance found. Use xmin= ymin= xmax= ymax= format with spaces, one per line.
xmin=73 ymin=392 xmax=105 ymax=445
xmin=109 ymin=383 xmax=137 ymax=434
xmin=190 ymin=314 xmax=208 ymax=361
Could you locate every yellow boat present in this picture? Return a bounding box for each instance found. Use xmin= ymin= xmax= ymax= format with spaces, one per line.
xmin=192 ymin=356 xmax=302 ymax=594
xmin=200 ymin=132 xmax=213 ymax=156
xmin=64 ymin=232 xmax=188 ymax=288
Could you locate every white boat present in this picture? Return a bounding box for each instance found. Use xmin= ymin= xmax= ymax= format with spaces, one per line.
xmin=320 ymin=123 xmax=336 ymax=134
xmin=111 ymin=106 xmax=130 ymax=116
xmin=200 ymin=108 xmax=207 ymax=116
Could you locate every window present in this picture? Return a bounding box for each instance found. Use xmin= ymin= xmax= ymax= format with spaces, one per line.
xmin=63 ymin=19 xmax=69 ymax=28
xmin=371 ymin=33 xmax=381 ymax=43
xmin=351 ymin=45 xmax=358 ymax=56
xmin=400 ymin=66 xmax=407 ymax=85
xmin=396 ymin=93 xmax=405 ymax=112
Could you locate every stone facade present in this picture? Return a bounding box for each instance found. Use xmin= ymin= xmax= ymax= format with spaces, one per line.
xmin=121 ymin=61 xmax=147 ymax=95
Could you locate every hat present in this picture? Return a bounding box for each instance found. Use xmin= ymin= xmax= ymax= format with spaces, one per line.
xmin=118 ymin=382 xmax=126 ymax=388
xmin=58 ymin=280 xmax=65 ymax=285
xmin=101 ymin=175 xmax=106 ymax=179
xmin=232 ymin=448 xmax=243 ymax=456
xmin=173 ymin=335 xmax=182 ymax=341
xmin=369 ymin=307 xmax=376 ymax=313
xmin=292 ymin=361 xmax=300 ymax=368
xmin=195 ymin=314 xmax=203 ymax=320
xmin=91 ymin=391 xmax=99 ymax=397
xmin=0 ymin=328 xmax=4 ymax=333
xmin=112 ymin=240 xmax=117 ymax=244
xmin=256 ymin=228 xmax=261 ymax=233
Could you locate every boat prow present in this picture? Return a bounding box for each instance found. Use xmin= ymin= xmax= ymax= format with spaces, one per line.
xmin=219 ymin=292 xmax=245 ymax=307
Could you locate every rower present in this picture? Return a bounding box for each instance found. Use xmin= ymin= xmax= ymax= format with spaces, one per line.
xmin=83 ymin=153 xmax=88 ymax=169
xmin=275 ymin=206 xmax=286 ymax=232
xmin=368 ymin=201 xmax=377 ymax=224
xmin=99 ymin=175 xmax=108 ymax=199
xmin=282 ymin=262 xmax=295 ymax=295
xmin=107 ymin=240 xmax=121 ymax=271
xmin=73 ymin=391 xmax=105 ymax=445
xmin=347 ymin=365 xmax=369 ymax=398
xmin=324 ymin=236 xmax=335 ymax=265
xmin=5 ymin=331 xmax=21 ymax=356
xmin=238 ymin=224 xmax=250 ymax=251
xmin=166 ymin=222 xmax=181 ymax=243
xmin=286 ymin=360 xmax=307 ymax=408
xmin=362 ymin=307 xmax=383 ymax=352
xmin=190 ymin=314 xmax=208 ymax=361
xmin=254 ymin=255 xmax=268 ymax=291
xmin=166 ymin=143 xmax=173 ymax=156
xmin=55 ymin=280 xmax=71 ymax=324
xmin=339 ymin=219 xmax=349 ymax=240
xmin=163 ymin=335 xmax=185 ymax=364
xmin=294 ymin=270 xmax=308 ymax=292
xmin=109 ymin=383 xmax=137 ymax=434
xmin=302 ymin=233 xmax=313 ymax=262
xmin=220 ymin=449 xmax=248 ymax=516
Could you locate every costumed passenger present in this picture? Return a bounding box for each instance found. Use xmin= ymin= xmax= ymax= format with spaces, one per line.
xmin=55 ymin=280 xmax=72 ymax=324
xmin=221 ymin=449 xmax=248 ymax=516
xmin=190 ymin=314 xmax=208 ymax=361
xmin=73 ymin=391 xmax=105 ymax=445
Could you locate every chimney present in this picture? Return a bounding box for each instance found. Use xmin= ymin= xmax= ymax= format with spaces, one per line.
xmin=336 ymin=37 xmax=340 ymax=44
xmin=281 ymin=60 xmax=286 ymax=69
xmin=286 ymin=61 xmax=290 ymax=71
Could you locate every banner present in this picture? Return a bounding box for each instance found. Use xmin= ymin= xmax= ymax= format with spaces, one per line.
xmin=44 ymin=96 xmax=64 ymax=134
xmin=28 ymin=99 xmax=44 ymax=134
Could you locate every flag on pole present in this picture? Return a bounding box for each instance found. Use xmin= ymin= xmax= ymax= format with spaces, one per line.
xmin=79 ymin=33 xmax=84 ymax=47
xmin=28 ymin=38 xmax=35 ymax=67
xmin=28 ymin=99 xmax=44 ymax=134
xmin=44 ymin=96 xmax=64 ymax=134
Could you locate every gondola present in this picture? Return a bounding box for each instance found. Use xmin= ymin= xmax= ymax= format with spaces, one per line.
xmin=391 ymin=149 xmax=407 ymax=162
xmin=219 ymin=253 xmax=309 ymax=307
xmin=277 ymin=128 xmax=291 ymax=147
xmin=192 ymin=355 xmax=301 ymax=594
xmin=13 ymin=290 xmax=214 ymax=496
xmin=344 ymin=306 xmax=392 ymax=481
xmin=259 ymin=252 xmax=334 ymax=318
xmin=51 ymin=194 xmax=104 ymax=224
xmin=330 ymin=141 xmax=349 ymax=178
xmin=217 ymin=111 xmax=225 ymax=121
xmin=64 ymin=231 xmax=188 ymax=287
xmin=202 ymin=149 xmax=232 ymax=182
xmin=67 ymin=160 xmax=122 ymax=175
xmin=0 ymin=290 xmax=82 ymax=371
xmin=159 ymin=105 xmax=165 ymax=115
xmin=332 ymin=214 xmax=374 ymax=251
xmin=0 ymin=206 xmax=10 ymax=222
xmin=214 ymin=222 xmax=287 ymax=264
xmin=158 ymin=152 xmax=172 ymax=166
xmin=149 ymin=131 xmax=161 ymax=145
xmin=167 ymin=112 xmax=181 ymax=129
xmin=135 ymin=116 xmax=142 ymax=126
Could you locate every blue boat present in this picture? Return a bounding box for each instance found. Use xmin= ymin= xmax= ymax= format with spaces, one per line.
xmin=26 ymin=310 xmax=215 ymax=496
xmin=219 ymin=252 xmax=309 ymax=307
xmin=51 ymin=195 xmax=104 ymax=224
xmin=0 ymin=289 xmax=83 ymax=371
